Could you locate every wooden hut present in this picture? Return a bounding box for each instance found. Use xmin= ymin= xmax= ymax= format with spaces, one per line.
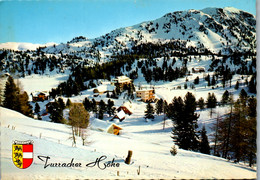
xmin=107 ymin=124 xmax=123 ymax=135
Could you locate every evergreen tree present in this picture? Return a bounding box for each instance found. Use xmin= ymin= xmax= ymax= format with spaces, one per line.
xmin=107 ymin=99 xmax=115 ymax=117
xmin=205 ymin=74 xmax=210 ymax=81
xmin=92 ymin=99 xmax=98 ymax=117
xmin=98 ymin=100 xmax=106 ymax=119
xmin=66 ymin=98 xmax=72 ymax=108
xmin=184 ymin=83 xmax=188 ymax=89
xmin=49 ymin=88 xmax=57 ymax=99
xmin=74 ymin=83 xmax=81 ymax=96
xmin=3 ymin=76 xmax=19 ymax=111
xmin=207 ymin=93 xmax=217 ymax=108
xmin=235 ymin=81 xmax=239 ymax=90
xmin=35 ymin=102 xmax=40 ymax=114
xmin=197 ymin=97 xmax=205 ymax=110
xmin=205 ymin=74 xmax=211 ymax=86
xmin=144 ymin=101 xmax=154 ymax=120
xmin=194 ymin=76 xmax=199 ymax=85
xmin=207 ymin=93 xmax=217 ymax=117
xmin=171 ymin=92 xmax=199 ymax=150
xmin=155 ymin=98 xmax=163 ymax=115
xmin=58 ymin=97 xmax=65 ymax=110
xmin=221 ymin=90 xmax=230 ymax=105
xmin=170 ymin=145 xmax=178 ymax=156
xmin=247 ymin=96 xmax=256 ymax=118
xmin=208 ymin=77 xmax=211 ymax=86
xmin=49 ymin=101 xmax=63 ymax=123
xmin=239 ymin=88 xmax=248 ymax=99
xmin=211 ymin=75 xmax=216 ymax=86
xmin=248 ymin=75 xmax=256 ymax=94
xmin=199 ymin=126 xmax=210 ymax=154
xmin=83 ymin=97 xmax=92 ymax=112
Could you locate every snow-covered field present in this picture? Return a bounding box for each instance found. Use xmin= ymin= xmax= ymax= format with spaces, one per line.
xmin=0 ymin=101 xmax=257 ymax=179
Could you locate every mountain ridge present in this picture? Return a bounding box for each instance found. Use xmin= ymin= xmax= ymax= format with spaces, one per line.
xmin=0 ymin=7 xmax=256 ymax=79
xmin=0 ymin=7 xmax=255 ymax=55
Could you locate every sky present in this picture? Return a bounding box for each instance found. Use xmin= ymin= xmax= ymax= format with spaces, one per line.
xmin=0 ymin=0 xmax=256 ymax=44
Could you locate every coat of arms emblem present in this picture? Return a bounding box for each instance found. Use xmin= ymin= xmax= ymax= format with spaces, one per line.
xmin=12 ymin=140 xmax=34 ymax=169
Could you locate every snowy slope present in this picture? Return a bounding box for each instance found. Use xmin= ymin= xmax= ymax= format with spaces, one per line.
xmin=0 ymin=107 xmax=256 ymax=179
xmin=0 ymin=42 xmax=57 ymax=51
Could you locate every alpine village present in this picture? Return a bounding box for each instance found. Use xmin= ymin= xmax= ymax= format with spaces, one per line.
xmin=0 ymin=7 xmax=257 ymax=179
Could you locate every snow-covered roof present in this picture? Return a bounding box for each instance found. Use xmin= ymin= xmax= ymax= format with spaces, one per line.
xmin=90 ymin=119 xmax=122 ymax=134
xmin=116 ymin=110 xmax=126 ymax=120
xmin=194 ymin=67 xmax=205 ymax=70
xmin=32 ymin=91 xmax=49 ymax=97
xmin=121 ymin=102 xmax=134 ymax=112
xmin=136 ymin=89 xmax=154 ymax=92
xmin=100 ymin=80 xmax=111 ymax=85
xmin=106 ymin=123 xmax=123 ymax=135
xmin=113 ymin=76 xmax=132 ymax=83
xmin=95 ymin=84 xmax=115 ymax=93
xmin=90 ymin=119 xmax=112 ymax=132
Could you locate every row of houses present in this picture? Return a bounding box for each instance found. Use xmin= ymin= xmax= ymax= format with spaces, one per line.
xmin=94 ymin=76 xmax=156 ymax=102
xmin=31 ymin=76 xmax=156 ymax=103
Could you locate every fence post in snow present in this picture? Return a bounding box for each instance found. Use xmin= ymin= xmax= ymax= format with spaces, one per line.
xmin=137 ymin=165 xmax=141 ymax=175
xmin=125 ymin=150 xmax=133 ymax=165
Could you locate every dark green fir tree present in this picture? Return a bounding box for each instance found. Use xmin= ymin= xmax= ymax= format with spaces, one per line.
xmin=144 ymin=101 xmax=154 ymax=120
xmin=199 ymin=126 xmax=210 ymax=154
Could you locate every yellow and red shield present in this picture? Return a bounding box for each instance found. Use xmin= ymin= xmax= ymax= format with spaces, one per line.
xmin=12 ymin=141 xmax=33 ymax=169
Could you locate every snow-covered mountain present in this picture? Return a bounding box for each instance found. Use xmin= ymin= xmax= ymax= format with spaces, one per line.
xmin=0 ymin=7 xmax=256 ymax=77
xmin=41 ymin=7 xmax=255 ymax=60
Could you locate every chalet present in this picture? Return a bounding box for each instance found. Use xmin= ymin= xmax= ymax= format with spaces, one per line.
xmin=111 ymin=76 xmax=132 ymax=90
xmin=113 ymin=110 xmax=126 ymax=122
xmin=31 ymin=91 xmax=49 ymax=102
xmin=107 ymin=124 xmax=123 ymax=135
xmin=192 ymin=67 xmax=205 ymax=73
xmin=93 ymin=84 xmax=115 ymax=95
xmin=90 ymin=119 xmax=123 ymax=135
xmin=117 ymin=102 xmax=133 ymax=115
xmin=136 ymin=89 xmax=155 ymax=102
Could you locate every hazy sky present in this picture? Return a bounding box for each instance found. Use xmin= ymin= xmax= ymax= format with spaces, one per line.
xmin=0 ymin=0 xmax=256 ymax=44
